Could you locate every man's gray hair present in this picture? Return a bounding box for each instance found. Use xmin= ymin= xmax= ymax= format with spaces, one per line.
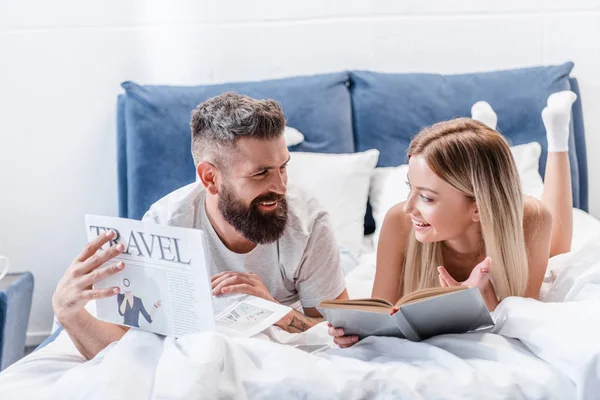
xmin=190 ymin=92 xmax=286 ymax=166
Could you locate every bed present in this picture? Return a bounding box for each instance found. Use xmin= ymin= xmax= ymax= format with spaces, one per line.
xmin=1 ymin=63 xmax=599 ymax=399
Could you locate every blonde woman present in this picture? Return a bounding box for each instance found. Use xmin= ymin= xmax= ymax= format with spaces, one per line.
xmin=330 ymin=91 xmax=578 ymax=347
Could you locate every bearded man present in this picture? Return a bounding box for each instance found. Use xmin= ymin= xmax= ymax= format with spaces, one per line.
xmin=52 ymin=92 xmax=348 ymax=359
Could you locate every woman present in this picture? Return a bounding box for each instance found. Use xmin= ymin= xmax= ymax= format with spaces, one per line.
xmin=330 ymin=91 xmax=578 ymax=347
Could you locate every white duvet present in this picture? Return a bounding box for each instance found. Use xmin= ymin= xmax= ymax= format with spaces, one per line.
xmin=2 ymin=218 xmax=600 ymax=399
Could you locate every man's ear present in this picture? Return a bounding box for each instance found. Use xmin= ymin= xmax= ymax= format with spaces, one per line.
xmin=197 ymin=162 xmax=219 ymax=195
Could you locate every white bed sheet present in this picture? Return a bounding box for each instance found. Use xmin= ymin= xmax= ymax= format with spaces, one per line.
xmin=1 ymin=209 xmax=600 ymax=400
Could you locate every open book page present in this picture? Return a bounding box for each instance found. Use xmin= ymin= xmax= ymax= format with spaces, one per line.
xmin=318 ymin=298 xmax=394 ymax=313
xmin=318 ymin=287 xmax=468 ymax=314
xmin=213 ymin=294 xmax=292 ymax=338
xmin=320 ymin=298 xmax=393 ymax=307
xmin=86 ymin=214 xmax=215 ymax=338
xmin=395 ymin=286 xmax=467 ymax=308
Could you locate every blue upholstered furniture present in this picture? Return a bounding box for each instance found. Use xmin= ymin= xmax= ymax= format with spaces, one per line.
xmin=0 ymin=272 xmax=34 ymax=371
xmin=39 ymin=62 xmax=587 ymax=350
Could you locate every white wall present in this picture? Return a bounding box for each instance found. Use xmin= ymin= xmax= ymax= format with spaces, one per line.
xmin=1 ymin=0 xmax=599 ymax=345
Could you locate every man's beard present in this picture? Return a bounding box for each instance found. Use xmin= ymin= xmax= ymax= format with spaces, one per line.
xmin=218 ymin=183 xmax=288 ymax=244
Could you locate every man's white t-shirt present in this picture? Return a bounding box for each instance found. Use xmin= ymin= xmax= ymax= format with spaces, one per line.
xmin=142 ymin=183 xmax=346 ymax=310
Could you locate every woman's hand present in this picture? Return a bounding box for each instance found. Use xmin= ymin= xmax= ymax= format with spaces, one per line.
xmin=154 ymin=300 xmax=162 ymax=309
xmin=437 ymin=257 xmax=492 ymax=291
xmin=327 ymin=323 xmax=359 ymax=348
xmin=438 ymin=257 xmax=499 ymax=310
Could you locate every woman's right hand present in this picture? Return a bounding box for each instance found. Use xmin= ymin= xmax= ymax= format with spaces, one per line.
xmin=327 ymin=323 xmax=359 ymax=348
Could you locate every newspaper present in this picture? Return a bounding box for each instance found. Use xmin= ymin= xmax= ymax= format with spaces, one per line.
xmin=86 ymin=215 xmax=291 ymax=338
xmin=212 ymin=294 xmax=292 ymax=337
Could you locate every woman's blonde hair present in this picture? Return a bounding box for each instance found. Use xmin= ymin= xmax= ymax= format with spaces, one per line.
xmin=402 ymin=118 xmax=528 ymax=301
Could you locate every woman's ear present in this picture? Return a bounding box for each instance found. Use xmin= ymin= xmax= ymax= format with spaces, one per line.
xmin=472 ymin=206 xmax=480 ymax=223
xmin=197 ymin=162 xmax=219 ymax=195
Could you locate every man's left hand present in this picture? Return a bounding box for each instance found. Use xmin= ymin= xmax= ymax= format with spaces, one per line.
xmin=211 ymin=271 xmax=276 ymax=302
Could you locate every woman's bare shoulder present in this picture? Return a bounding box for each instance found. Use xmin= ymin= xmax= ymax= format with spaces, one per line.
xmin=381 ymin=202 xmax=413 ymax=234
xmin=373 ymin=202 xmax=412 ymax=302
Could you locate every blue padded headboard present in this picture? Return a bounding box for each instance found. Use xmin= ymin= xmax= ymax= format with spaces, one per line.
xmin=117 ymin=63 xmax=588 ymax=225
xmin=117 ymin=72 xmax=354 ymax=220
xmin=349 ymin=62 xmax=587 ymax=212
xmin=569 ymin=78 xmax=588 ymax=211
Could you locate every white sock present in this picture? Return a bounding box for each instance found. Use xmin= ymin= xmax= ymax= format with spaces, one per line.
xmin=471 ymin=101 xmax=497 ymax=130
xmin=542 ymin=91 xmax=577 ymax=153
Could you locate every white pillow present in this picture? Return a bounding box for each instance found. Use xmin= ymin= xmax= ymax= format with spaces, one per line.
xmin=369 ymin=142 xmax=544 ymax=246
xmin=510 ymin=142 xmax=544 ymax=200
xmin=369 ymin=164 xmax=410 ymax=246
xmin=284 ymin=126 xmax=305 ymax=147
xmin=287 ymin=150 xmax=380 ymax=257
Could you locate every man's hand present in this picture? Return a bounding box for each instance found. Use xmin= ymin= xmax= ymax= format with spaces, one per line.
xmin=211 ymin=271 xmax=329 ymax=334
xmin=52 ymin=230 xmax=125 ymax=323
xmin=211 ymin=271 xmax=275 ymax=302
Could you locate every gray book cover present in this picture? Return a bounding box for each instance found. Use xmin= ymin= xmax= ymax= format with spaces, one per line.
xmin=318 ymin=287 xmax=494 ymax=341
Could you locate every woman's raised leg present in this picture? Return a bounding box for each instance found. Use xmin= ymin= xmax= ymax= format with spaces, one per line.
xmin=541 ymin=91 xmax=577 ymax=257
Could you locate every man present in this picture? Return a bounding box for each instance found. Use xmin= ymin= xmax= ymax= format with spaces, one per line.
xmin=52 ymin=92 xmax=349 ymax=360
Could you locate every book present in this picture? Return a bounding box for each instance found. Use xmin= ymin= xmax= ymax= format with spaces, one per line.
xmin=86 ymin=214 xmax=291 ymax=338
xmin=317 ymin=286 xmax=494 ymax=341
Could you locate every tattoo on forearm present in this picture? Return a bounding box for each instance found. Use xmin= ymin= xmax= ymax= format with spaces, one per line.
xmin=286 ymin=313 xmax=323 ymax=333
xmin=287 ymin=316 xmax=310 ymax=333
